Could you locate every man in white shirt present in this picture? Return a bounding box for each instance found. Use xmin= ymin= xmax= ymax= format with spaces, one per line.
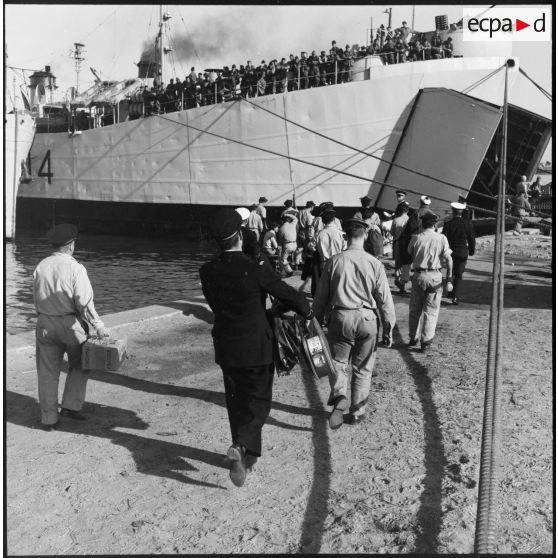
xmin=33 ymin=224 xmax=109 ymax=429
xmin=316 ymin=209 xmax=346 ymax=264
xmin=277 ymin=213 xmax=298 ymax=277
xmin=313 ymin=202 xmax=342 ymax=237
xmin=247 ymin=204 xmax=264 ymax=241
xmin=255 ymin=196 xmax=268 ymax=229
xmin=407 ymin=210 xmax=453 ymax=352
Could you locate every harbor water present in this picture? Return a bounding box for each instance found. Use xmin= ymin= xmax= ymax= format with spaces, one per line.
xmin=5 ymin=231 xmax=215 ymax=335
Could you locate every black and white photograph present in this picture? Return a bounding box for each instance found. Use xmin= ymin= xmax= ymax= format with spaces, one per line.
xmin=5 ymin=3 xmax=553 ymax=554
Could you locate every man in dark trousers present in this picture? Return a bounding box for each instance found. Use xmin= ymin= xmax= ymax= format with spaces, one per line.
xmin=442 ymin=201 xmax=476 ymax=305
xmin=199 ymin=208 xmax=312 ymax=487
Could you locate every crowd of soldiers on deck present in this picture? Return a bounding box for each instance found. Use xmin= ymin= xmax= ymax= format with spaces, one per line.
xmin=138 ymin=22 xmax=454 ymax=115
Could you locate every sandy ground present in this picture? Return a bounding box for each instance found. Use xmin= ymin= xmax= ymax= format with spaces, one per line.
xmin=5 ymin=230 xmax=553 ymax=555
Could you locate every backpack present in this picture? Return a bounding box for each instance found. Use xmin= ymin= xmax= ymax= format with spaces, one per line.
xmin=364 ymin=225 xmax=384 ymax=257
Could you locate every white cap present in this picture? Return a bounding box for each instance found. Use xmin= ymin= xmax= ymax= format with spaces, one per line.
xmin=451 ymin=202 xmax=466 ymax=210
xmin=420 ymin=195 xmax=431 ymax=205
xmin=235 ymin=207 xmax=250 ymax=221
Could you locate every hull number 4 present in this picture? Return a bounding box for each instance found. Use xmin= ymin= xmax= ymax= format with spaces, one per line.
xmin=38 ymin=150 xmax=53 ymax=184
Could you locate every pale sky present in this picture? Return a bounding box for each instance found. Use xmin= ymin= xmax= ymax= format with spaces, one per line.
xmin=4 ymin=3 xmax=553 ymax=156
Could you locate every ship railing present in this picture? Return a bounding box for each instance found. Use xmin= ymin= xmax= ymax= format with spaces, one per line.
xmin=111 ymin=48 xmax=455 ymax=120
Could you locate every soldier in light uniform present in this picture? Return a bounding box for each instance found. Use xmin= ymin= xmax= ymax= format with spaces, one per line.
xmin=277 ymin=212 xmax=298 ymax=277
xmin=314 ymin=218 xmax=396 ymax=428
xmin=247 ymin=204 xmax=264 ymax=241
xmin=255 ymin=196 xmax=268 ymax=229
xmin=295 ymin=201 xmax=316 ymax=268
xmin=407 ymin=210 xmax=453 ymax=353
xmin=313 ymin=201 xmax=342 ymax=237
xmin=33 ymin=224 xmax=110 ymax=430
xmin=316 ymin=209 xmax=346 ymax=265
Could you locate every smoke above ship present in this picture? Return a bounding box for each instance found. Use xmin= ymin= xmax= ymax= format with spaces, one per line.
xmin=138 ymin=8 xmax=262 ymax=74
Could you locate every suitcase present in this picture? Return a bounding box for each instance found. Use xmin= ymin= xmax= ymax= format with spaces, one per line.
xmin=82 ymin=336 xmax=127 ymax=372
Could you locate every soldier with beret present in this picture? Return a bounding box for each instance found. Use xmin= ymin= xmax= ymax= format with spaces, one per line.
xmin=313 ymin=218 xmax=396 ymax=428
xmin=407 ymin=210 xmax=453 ymax=352
xmin=199 ymin=208 xmax=312 ymax=487
xmin=33 ymin=224 xmax=110 ymax=430
xmin=442 ymin=202 xmax=476 ymax=305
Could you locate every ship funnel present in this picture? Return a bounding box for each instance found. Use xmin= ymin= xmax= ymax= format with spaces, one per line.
xmin=29 ymin=66 xmax=57 ymax=108
xmin=137 ymin=43 xmax=161 ymax=79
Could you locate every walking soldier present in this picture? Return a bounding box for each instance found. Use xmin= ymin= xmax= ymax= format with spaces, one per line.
xmin=33 ymin=224 xmax=110 ymax=429
xmin=199 ymin=208 xmax=312 ymax=487
xmin=407 ymin=210 xmax=453 ymax=352
xmin=313 ymin=218 xmax=396 ymax=429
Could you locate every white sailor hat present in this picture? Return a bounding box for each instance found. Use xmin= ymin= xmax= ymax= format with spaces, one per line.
xmin=235 ymin=207 xmax=251 ymax=222
xmin=451 ymin=202 xmax=466 ymax=211
xmin=420 ymin=195 xmax=431 ymax=205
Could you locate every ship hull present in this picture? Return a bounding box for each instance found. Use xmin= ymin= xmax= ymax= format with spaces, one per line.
xmin=16 ymin=197 xmax=374 ymax=237
xmin=17 ymin=56 xmax=548 ymax=236
xmin=5 ymin=112 xmax=36 ymax=239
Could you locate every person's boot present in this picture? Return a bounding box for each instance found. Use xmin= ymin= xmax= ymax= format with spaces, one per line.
xmin=329 ymin=395 xmax=348 ymax=430
xmin=60 ymin=408 xmax=87 ymax=421
xmin=227 ymin=444 xmax=247 ymax=487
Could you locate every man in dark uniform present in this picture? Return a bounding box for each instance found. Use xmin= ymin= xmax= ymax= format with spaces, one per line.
xmin=299 ymin=52 xmax=310 ymax=89
xmin=442 ymin=202 xmax=475 ymax=305
xmin=395 ymin=189 xmax=407 ymax=210
xmin=199 ymin=208 xmax=312 ymax=487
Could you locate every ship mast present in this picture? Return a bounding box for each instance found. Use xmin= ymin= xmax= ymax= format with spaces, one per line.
xmin=158 ymin=6 xmax=173 ymax=85
xmin=159 ymin=5 xmax=165 ymax=85
xmin=72 ymin=42 xmax=86 ymax=95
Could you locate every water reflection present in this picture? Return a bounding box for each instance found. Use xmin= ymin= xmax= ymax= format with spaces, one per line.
xmin=5 ymin=231 xmax=216 ymax=335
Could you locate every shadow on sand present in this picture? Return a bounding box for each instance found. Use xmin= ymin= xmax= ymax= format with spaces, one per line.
xmin=392 ymin=326 xmax=447 ymax=553
xmin=6 ymin=390 xmax=229 ymax=490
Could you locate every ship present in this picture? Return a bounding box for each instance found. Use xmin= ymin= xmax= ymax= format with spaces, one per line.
xmin=5 ymin=65 xmax=36 ymax=239
xmin=16 ymin=10 xmax=552 ymax=237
